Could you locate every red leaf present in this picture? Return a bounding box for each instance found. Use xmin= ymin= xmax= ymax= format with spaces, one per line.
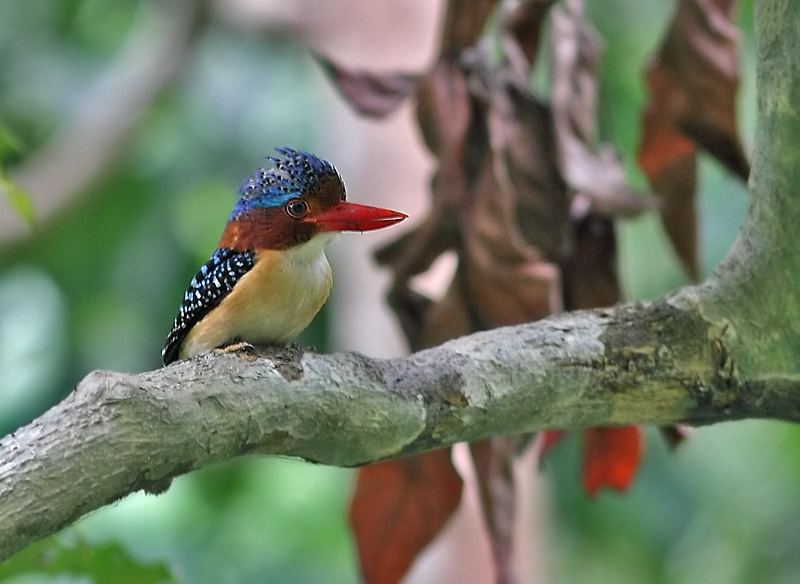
xmin=315 ymin=54 xmax=420 ymax=118
xmin=581 ymin=426 xmax=643 ymax=497
xmin=349 ymin=450 xmax=463 ymax=584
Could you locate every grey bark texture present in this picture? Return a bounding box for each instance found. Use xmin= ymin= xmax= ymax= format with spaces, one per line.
xmin=1 ymin=0 xmax=799 ymax=563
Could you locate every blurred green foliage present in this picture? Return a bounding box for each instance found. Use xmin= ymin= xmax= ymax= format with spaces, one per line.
xmin=0 ymin=537 xmax=175 ymax=584
xmin=3 ymin=1 xmax=799 ymax=583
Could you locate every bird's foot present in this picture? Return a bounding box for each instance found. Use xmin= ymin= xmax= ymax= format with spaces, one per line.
xmin=214 ymin=341 xmax=258 ymax=360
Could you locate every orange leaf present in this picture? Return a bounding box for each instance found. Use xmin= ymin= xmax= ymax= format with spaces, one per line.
xmin=349 ymin=450 xmax=463 ymax=584
xmin=581 ymin=426 xmax=643 ymax=497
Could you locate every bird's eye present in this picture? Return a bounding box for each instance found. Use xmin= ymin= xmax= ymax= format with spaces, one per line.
xmin=285 ymin=199 xmax=309 ymax=218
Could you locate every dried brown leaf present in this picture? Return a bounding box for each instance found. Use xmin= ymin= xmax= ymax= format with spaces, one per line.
xmin=415 ymin=60 xmax=473 ymax=167
xmin=341 ymin=0 xmax=668 ymax=578
xmin=652 ymin=153 xmax=699 ymax=281
xmin=653 ymin=0 xmax=749 ymax=180
xmin=470 ymin=437 xmax=527 ymax=584
xmin=551 ymin=0 xmax=655 ymax=217
xmin=562 ymin=205 xmax=622 ymax=310
xmin=460 ymin=160 xmax=564 ymax=327
xmin=315 ymin=53 xmax=421 ymax=118
xmin=639 ymin=65 xmax=700 ymax=279
xmin=349 ymin=451 xmax=463 ymax=584
xmin=483 ymin=73 xmax=570 ymax=259
xmin=438 ymin=0 xmax=498 ymax=57
xmin=501 ymin=0 xmax=558 ymax=77
xmin=638 ymin=0 xmax=746 ymax=281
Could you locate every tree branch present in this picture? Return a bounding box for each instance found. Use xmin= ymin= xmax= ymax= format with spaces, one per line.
xmin=2 ymin=284 xmax=800 ymax=560
xmin=2 ymin=0 xmax=800 ymax=565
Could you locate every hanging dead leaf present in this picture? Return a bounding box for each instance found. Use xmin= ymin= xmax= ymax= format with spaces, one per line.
xmin=438 ymin=0 xmax=498 ymax=57
xmin=349 ymin=451 xmax=463 ymax=584
xmin=638 ymin=0 xmax=748 ymax=279
xmin=551 ymin=0 xmax=655 ymax=218
xmin=470 ymin=437 xmax=527 ymax=584
xmin=500 ymin=0 xmax=558 ymax=76
xmin=320 ymin=0 xmax=714 ymax=579
xmin=314 ymin=53 xmax=421 ymax=118
xmin=658 ymin=0 xmax=749 ymax=180
xmin=562 ymin=204 xmax=622 ymax=310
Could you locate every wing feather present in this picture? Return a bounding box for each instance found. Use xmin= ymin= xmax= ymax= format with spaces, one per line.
xmin=162 ymin=248 xmax=256 ymax=365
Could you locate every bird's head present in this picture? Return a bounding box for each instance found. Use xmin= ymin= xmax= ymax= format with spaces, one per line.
xmin=220 ymin=148 xmax=407 ymax=251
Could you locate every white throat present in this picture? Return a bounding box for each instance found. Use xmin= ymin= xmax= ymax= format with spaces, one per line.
xmin=286 ymin=231 xmax=339 ymax=265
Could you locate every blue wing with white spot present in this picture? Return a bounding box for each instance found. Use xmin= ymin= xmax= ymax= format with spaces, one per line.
xmin=162 ymin=248 xmax=256 ymax=365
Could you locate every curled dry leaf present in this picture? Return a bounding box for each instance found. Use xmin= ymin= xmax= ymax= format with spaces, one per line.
xmin=372 ymin=2 xmax=565 ymax=578
xmin=314 ymin=53 xmax=421 ymax=118
xmin=638 ymin=0 xmax=748 ymax=280
xmin=659 ymin=0 xmax=749 ymax=180
xmin=550 ymin=0 xmax=656 ymax=218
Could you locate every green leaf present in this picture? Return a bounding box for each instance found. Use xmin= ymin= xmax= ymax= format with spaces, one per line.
xmin=0 ymin=164 xmax=35 ymax=226
xmin=0 ymin=124 xmax=23 ymax=156
xmin=0 ymin=535 xmax=177 ymax=584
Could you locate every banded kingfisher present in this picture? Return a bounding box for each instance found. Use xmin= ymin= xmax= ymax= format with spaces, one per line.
xmin=162 ymin=148 xmax=407 ymax=365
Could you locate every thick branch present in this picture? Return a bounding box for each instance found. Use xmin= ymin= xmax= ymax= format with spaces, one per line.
xmin=2 ymin=287 xmax=800 ymax=561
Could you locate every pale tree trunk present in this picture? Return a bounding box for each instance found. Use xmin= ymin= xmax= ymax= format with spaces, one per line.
xmin=1 ymin=0 xmax=799 ymax=563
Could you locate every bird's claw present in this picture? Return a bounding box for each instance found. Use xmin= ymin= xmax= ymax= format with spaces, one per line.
xmin=214 ymin=341 xmax=258 ymax=360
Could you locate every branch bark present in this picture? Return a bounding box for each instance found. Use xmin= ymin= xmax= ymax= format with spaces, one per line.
xmin=2 ymin=0 xmax=799 ymax=564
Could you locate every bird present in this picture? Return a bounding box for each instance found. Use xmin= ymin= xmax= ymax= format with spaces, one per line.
xmin=162 ymin=148 xmax=407 ymax=365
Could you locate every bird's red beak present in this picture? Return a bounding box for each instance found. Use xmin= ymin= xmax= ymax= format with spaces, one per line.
xmin=307 ymin=201 xmax=407 ymax=233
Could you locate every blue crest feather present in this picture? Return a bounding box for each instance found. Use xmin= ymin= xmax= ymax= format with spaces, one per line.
xmin=230 ymin=148 xmax=342 ymax=220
